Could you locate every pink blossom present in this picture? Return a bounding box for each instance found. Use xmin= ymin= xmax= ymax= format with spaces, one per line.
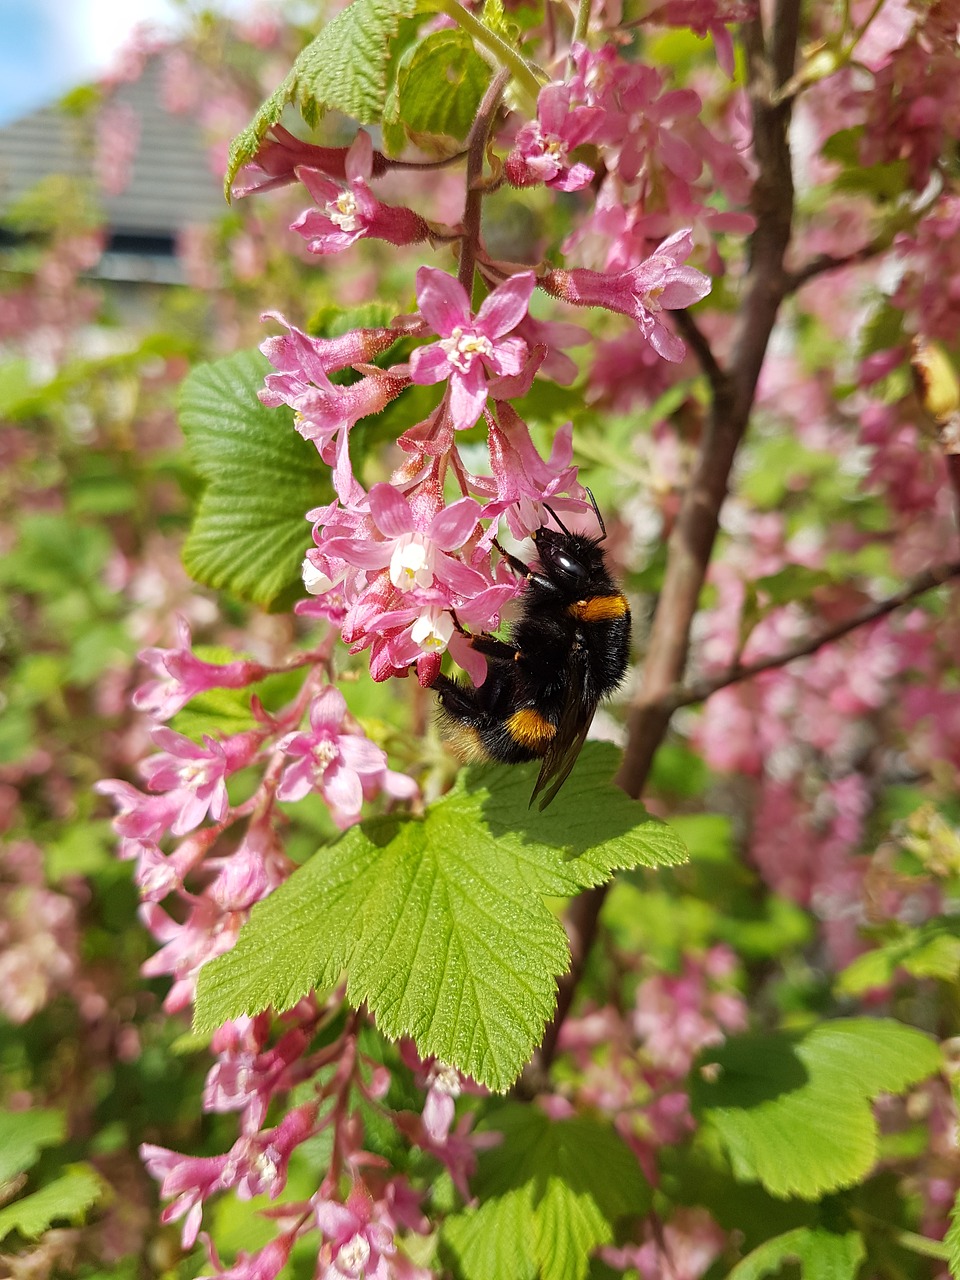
xmin=505 ymin=84 xmax=601 ymax=191
xmin=315 ymin=1185 xmax=395 ymax=1280
xmin=543 ymin=228 xmax=711 ymax=361
xmin=140 ymin=1144 xmax=230 ymax=1248
xmin=409 ymin=268 xmax=534 ymax=430
xmin=202 ymin=1232 xmax=295 ymax=1280
xmin=140 ymin=897 xmax=244 ymax=1013
xmin=293 ymin=130 xmax=428 ymax=254
xmin=139 ymin=728 xmax=260 ymax=837
xmin=204 ymin=1026 xmax=310 ymax=1129
xmin=277 ymin=687 xmax=417 ymax=828
xmin=133 ymin=616 xmax=269 ymax=721
xmin=322 ymin=483 xmax=487 ymax=599
xmin=232 ymin=123 xmax=389 ymax=198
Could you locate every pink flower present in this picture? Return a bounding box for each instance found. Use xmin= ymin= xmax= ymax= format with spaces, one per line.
xmin=139 ymin=728 xmax=260 ymax=837
xmin=140 ymin=1144 xmax=229 ymax=1248
xmin=409 ymin=268 xmax=534 ymax=430
xmin=140 ymin=897 xmax=244 ymax=1013
xmin=277 ymin=687 xmax=417 ymax=828
xmin=232 ymin=123 xmax=389 ymax=199
xmin=315 ymin=1185 xmax=396 ymax=1280
xmin=505 ymin=84 xmax=601 ymax=191
xmin=322 ymin=483 xmax=487 ymax=599
xmin=133 ymin=616 xmax=269 ymax=721
xmin=203 ymin=1233 xmax=295 ymax=1280
xmin=543 ymin=228 xmax=711 ymax=361
xmin=293 ymin=130 xmax=428 ymax=254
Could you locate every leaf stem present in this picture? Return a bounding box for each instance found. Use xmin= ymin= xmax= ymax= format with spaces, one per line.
xmin=436 ymin=0 xmax=544 ymax=107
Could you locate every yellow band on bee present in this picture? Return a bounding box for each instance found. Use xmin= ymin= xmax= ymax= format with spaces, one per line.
xmin=506 ymin=708 xmax=557 ymax=749
xmin=569 ymin=594 xmax=629 ymax=623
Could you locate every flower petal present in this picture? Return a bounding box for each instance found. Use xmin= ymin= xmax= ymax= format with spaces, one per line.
xmin=428 ymin=496 xmax=482 ymax=549
xmin=368 ymin=482 xmax=415 ymax=538
xmin=476 ymin=271 xmax=536 ymax=338
xmin=416 ymin=266 xmax=470 ymax=335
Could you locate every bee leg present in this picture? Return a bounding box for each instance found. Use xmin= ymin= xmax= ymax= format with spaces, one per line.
xmin=469 ymin=633 xmax=520 ymax=663
xmin=449 ymin=608 xmax=519 ymax=664
xmin=493 ymin=539 xmax=533 ymax=579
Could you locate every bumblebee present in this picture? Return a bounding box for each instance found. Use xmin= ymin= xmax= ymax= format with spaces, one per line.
xmin=431 ymin=492 xmax=631 ymax=809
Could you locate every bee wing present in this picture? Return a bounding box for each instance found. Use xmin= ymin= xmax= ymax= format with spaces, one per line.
xmin=530 ymin=652 xmax=597 ymax=811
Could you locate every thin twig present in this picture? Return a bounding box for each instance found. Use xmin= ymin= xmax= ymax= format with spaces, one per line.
xmin=783 ymin=238 xmax=890 ymax=292
xmin=668 ymin=559 xmax=960 ymax=709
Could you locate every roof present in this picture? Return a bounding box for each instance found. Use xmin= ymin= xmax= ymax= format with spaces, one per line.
xmin=0 ymin=54 xmax=228 ymax=281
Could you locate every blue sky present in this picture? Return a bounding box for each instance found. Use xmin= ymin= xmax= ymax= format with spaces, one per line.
xmin=0 ymin=1 xmax=255 ymax=126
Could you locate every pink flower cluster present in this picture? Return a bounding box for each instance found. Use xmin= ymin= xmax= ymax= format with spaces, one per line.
xmin=256 ymin=234 xmax=708 ymax=680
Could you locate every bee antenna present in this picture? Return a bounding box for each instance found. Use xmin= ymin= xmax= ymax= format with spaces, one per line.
xmin=542 ymin=502 xmax=572 ymax=537
xmin=585 ymin=487 xmax=607 ymax=541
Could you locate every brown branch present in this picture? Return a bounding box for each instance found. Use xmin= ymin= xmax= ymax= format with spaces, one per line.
xmin=523 ymin=0 xmax=803 ymax=1091
xmin=668 ymin=559 xmax=960 ymax=709
xmin=458 ymin=68 xmax=511 ymax=294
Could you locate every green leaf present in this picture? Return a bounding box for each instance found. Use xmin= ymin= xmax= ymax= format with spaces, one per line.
xmin=0 ymin=1110 xmax=66 ymax=1186
xmin=728 ymin=1227 xmax=866 ymax=1280
xmin=691 ymin=1019 xmax=941 ymax=1200
xmin=224 ymin=0 xmax=434 ymax=194
xmin=389 ymin=29 xmax=491 ymax=144
xmin=0 ymin=1164 xmax=105 ymax=1242
xmin=195 ymin=743 xmax=687 ymax=1090
xmin=443 ymin=1105 xmax=649 ymax=1280
xmin=178 ymin=349 xmax=331 ymax=610
xmin=946 ymin=1187 xmax=960 ymax=1278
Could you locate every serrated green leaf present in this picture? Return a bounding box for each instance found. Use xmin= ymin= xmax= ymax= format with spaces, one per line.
xmin=0 ymin=1110 xmax=66 ymax=1186
xmin=728 ymin=1227 xmax=865 ymax=1280
xmin=692 ymin=1019 xmax=941 ymax=1200
xmin=0 ymin=1164 xmax=105 ymax=1242
xmin=225 ymin=0 xmax=435 ymax=194
xmin=443 ymin=1106 xmax=648 ymax=1280
xmin=178 ymin=349 xmax=331 ymax=609
xmin=195 ymin=743 xmax=687 ymax=1090
xmin=390 ymin=29 xmax=491 ymax=143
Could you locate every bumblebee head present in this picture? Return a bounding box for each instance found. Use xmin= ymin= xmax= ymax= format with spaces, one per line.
xmin=533 ymin=526 xmax=601 ymax=588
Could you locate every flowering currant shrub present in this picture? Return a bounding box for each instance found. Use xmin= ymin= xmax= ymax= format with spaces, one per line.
xmin=5 ymin=1 xmax=960 ymax=1278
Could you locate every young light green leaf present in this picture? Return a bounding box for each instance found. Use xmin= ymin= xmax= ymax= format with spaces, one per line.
xmin=0 ymin=1110 xmax=65 ymax=1186
xmin=691 ymin=1019 xmax=941 ymax=1199
xmin=225 ymin=0 xmax=435 ymax=194
xmin=443 ymin=1105 xmax=649 ymax=1280
xmin=0 ymin=1164 xmax=105 ymax=1242
xmin=389 ymin=29 xmax=491 ymax=144
xmin=178 ymin=349 xmax=331 ymax=610
xmin=195 ymin=743 xmax=687 ymax=1090
xmin=728 ymin=1227 xmax=865 ymax=1280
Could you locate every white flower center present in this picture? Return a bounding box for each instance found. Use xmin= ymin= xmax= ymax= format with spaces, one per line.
xmin=439 ymin=326 xmax=494 ymax=373
xmin=429 ymin=1061 xmax=462 ymax=1097
xmin=312 ymin=739 xmax=339 ymax=774
xmin=327 ymin=190 xmax=361 ymax=233
xmin=411 ymin=608 xmax=454 ymax=653
xmin=335 ymin=1232 xmax=371 ymax=1278
xmin=389 ymin=532 xmax=435 ymax=591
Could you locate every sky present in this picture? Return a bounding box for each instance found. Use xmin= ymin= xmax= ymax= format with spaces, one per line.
xmin=0 ymin=0 xmax=250 ymax=126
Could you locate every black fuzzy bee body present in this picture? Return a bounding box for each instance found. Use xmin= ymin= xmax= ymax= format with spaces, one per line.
xmin=432 ymin=498 xmax=631 ymax=809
